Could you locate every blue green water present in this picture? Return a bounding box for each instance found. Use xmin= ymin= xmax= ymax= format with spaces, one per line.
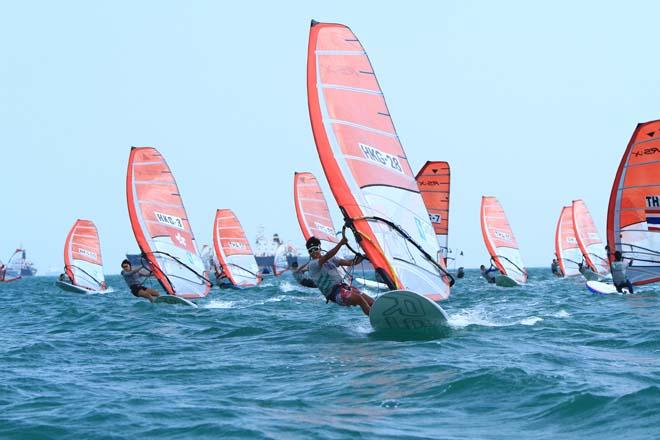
xmin=1 ymin=269 xmax=659 ymax=439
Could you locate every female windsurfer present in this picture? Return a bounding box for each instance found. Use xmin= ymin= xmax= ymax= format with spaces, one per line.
xmin=306 ymin=236 xmax=374 ymax=316
xmin=120 ymin=259 xmax=161 ymax=302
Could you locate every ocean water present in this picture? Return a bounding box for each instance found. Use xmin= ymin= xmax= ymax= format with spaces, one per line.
xmin=1 ymin=269 xmax=659 ymax=439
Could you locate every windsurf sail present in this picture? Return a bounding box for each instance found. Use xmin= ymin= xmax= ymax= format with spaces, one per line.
xmin=63 ymin=219 xmax=106 ymax=291
xmin=572 ymin=199 xmax=609 ymax=275
xmin=554 ymin=206 xmax=581 ymax=277
xmin=213 ymin=209 xmax=261 ymax=287
xmin=273 ymin=244 xmax=289 ymax=276
xmin=480 ymin=196 xmax=527 ymax=284
xmin=416 ymin=161 xmax=450 ymax=263
xmin=307 ymin=20 xmax=452 ymax=300
xmin=2 ymin=249 xmax=24 ymax=282
xmin=607 ymin=120 xmax=660 ymax=285
xmin=294 ymin=172 xmax=339 ymax=251
xmin=126 ymin=147 xmax=211 ymax=298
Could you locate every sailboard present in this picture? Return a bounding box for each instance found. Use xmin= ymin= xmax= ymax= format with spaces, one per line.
xmin=307 ymin=21 xmax=452 ymax=331
xmin=607 ymin=119 xmax=660 ymax=285
xmin=126 ymin=146 xmax=211 ymax=300
xmin=56 ymin=219 xmax=110 ymax=293
xmin=1 ymin=249 xmax=24 ymax=282
xmin=416 ymin=161 xmax=450 ymax=264
xmin=572 ymin=199 xmax=609 ymax=278
xmin=213 ymin=209 xmax=261 ymax=288
xmin=480 ymin=196 xmax=527 ymax=286
xmin=555 ymin=206 xmax=581 ymax=277
xmin=586 ymin=280 xmax=629 ymax=295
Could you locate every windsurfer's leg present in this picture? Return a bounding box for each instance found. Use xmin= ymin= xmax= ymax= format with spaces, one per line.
xmin=145 ymin=288 xmax=160 ymax=298
xmin=137 ymin=289 xmax=155 ymax=302
xmin=345 ymin=292 xmax=371 ymax=316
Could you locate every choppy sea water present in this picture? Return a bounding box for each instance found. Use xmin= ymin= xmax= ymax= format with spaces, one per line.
xmin=1 ymin=269 xmax=659 ymax=439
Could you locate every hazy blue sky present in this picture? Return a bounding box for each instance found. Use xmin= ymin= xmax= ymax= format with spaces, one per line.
xmin=2 ymin=1 xmax=659 ymax=273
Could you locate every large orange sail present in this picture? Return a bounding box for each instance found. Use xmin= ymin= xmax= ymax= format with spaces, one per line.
xmin=64 ymin=219 xmax=106 ymax=290
xmin=607 ymin=120 xmax=660 ymax=285
xmin=213 ymin=209 xmax=260 ymax=287
xmin=293 ymin=172 xmax=338 ymax=250
xmin=572 ymin=200 xmax=609 ymax=275
xmin=307 ymin=21 xmax=451 ymax=300
xmin=126 ymin=147 xmax=211 ymax=298
xmin=480 ymin=196 xmax=527 ymax=284
xmin=416 ymin=161 xmax=450 ymax=263
xmin=554 ymin=206 xmax=581 ymax=277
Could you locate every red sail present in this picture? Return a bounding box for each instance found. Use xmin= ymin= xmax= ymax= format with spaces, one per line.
xmin=416 ymin=161 xmax=450 ymax=263
xmin=554 ymin=207 xmax=581 ymax=277
xmin=64 ymin=219 xmax=106 ymax=290
xmin=480 ymin=196 xmax=527 ymax=284
xmin=294 ymin=172 xmax=338 ymax=248
xmin=607 ymin=120 xmax=660 ymax=285
xmin=126 ymin=147 xmax=211 ymax=298
xmin=307 ymin=21 xmax=450 ymax=300
xmin=213 ymin=209 xmax=260 ymax=287
xmin=572 ymin=200 xmax=609 ymax=275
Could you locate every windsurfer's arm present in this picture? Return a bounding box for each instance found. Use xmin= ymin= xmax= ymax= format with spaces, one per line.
xmin=318 ymin=237 xmax=347 ymax=266
xmin=337 ymin=254 xmax=366 ymax=267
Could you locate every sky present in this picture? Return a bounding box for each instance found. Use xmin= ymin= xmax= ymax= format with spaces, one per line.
xmin=2 ymin=1 xmax=659 ymax=274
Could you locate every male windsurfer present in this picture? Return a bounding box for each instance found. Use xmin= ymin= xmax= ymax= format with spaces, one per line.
xmin=578 ymin=260 xmax=591 ymax=278
xmin=611 ymin=251 xmax=634 ymax=294
xmin=120 ymin=259 xmax=160 ymax=302
xmin=58 ymin=272 xmax=72 ymax=283
xmin=480 ymin=264 xmax=498 ymax=283
xmin=306 ymin=236 xmax=374 ymax=316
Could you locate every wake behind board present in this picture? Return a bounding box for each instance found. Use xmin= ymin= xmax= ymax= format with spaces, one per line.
xmin=369 ymin=290 xmax=448 ymax=331
xmin=154 ymin=295 xmax=198 ymax=307
xmin=55 ymin=280 xmax=112 ymax=294
xmin=495 ymin=275 xmax=519 ymax=287
xmin=586 ymin=281 xmax=628 ymax=295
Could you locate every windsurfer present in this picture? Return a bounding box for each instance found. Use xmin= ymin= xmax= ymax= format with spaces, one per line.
xmin=306 ymin=236 xmax=374 ymax=315
xmin=480 ymin=264 xmax=498 ymax=283
xmin=58 ymin=272 xmax=72 ymax=283
xmin=611 ymin=251 xmax=634 ymax=294
xmin=291 ymin=261 xmax=317 ymax=288
xmin=551 ymin=258 xmax=563 ymax=277
xmin=120 ymin=259 xmax=160 ymax=302
xmin=578 ymin=260 xmax=591 ymax=278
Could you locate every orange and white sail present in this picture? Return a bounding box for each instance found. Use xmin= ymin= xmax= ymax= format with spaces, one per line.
xmin=607 ymin=120 xmax=660 ymax=285
xmin=294 ymin=172 xmax=338 ymax=250
xmin=64 ymin=219 xmax=106 ymax=291
xmin=572 ymin=200 xmax=609 ymax=275
xmin=554 ymin=206 xmax=581 ymax=277
xmin=126 ymin=147 xmax=211 ymax=298
xmin=2 ymin=249 xmax=24 ymax=282
xmin=307 ymin=21 xmax=451 ymax=300
xmin=416 ymin=161 xmax=450 ymax=263
xmin=480 ymin=196 xmax=527 ymax=284
xmin=213 ymin=209 xmax=260 ymax=287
